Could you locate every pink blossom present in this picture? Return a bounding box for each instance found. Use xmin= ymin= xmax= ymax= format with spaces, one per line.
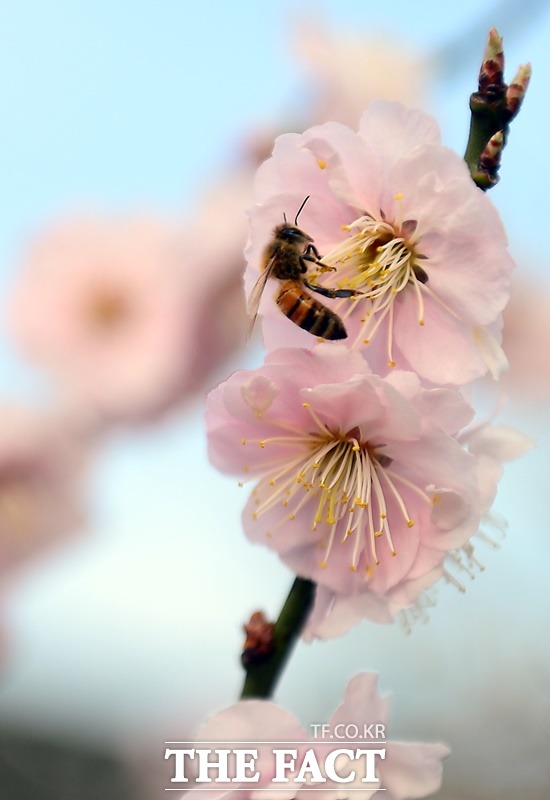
xmin=8 ymin=212 xmax=246 ymax=425
xmin=207 ymin=345 xmax=488 ymax=608
xmin=0 ymin=406 xmax=86 ymax=577
xmin=305 ymin=417 xmax=532 ymax=638
xmin=245 ymin=101 xmax=513 ymax=385
xmin=183 ymin=673 xmax=449 ymax=800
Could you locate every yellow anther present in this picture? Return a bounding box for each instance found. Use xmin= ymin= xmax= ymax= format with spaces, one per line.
xmin=341 ymin=224 xmax=351 ymax=231
xmin=374 ymin=530 xmax=382 ymax=538
xmin=394 ymin=192 xmax=403 ymax=200
xmin=419 ymin=319 xmax=425 ymax=326
xmin=252 ymin=512 xmax=258 ymax=520
xmin=352 ymin=443 xmax=361 ymax=452
xmin=243 ymin=466 xmax=250 ymax=472
xmin=391 ymin=550 xmax=397 ymax=557
xmin=288 ymin=513 xmax=296 ymax=520
xmin=259 ymin=440 xmax=266 ymax=448
xmin=407 ymin=519 xmax=414 ymax=528
xmin=319 ymin=561 xmax=328 ymax=569
xmin=364 ymin=339 xmax=370 ymax=345
xmin=269 ymin=479 xmax=276 ymax=486
xmin=380 ymin=513 xmax=387 ymax=520
xmin=349 ymin=564 xmax=358 ymax=572
xmin=317 ymin=158 xmax=327 ymax=169
xmin=302 ymin=402 xmax=311 ymax=408
xmin=388 ymin=360 xmax=396 ymax=368
xmin=241 ymin=438 xmax=246 ymax=445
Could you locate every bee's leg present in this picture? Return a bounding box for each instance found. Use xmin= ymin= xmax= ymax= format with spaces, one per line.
xmin=303 ymin=279 xmax=356 ymax=299
xmin=304 ymin=243 xmax=322 ymax=260
xmin=301 ymin=252 xmax=337 ymax=274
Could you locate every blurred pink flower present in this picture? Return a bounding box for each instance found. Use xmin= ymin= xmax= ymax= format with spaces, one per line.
xmin=183 ymin=174 xmax=250 ymax=387
xmin=246 ymin=101 xmax=513 ymax=385
xmin=8 ymin=212 xmax=246 ymax=425
xmin=295 ymin=21 xmax=429 ymax=129
xmin=0 ymin=406 xmax=86 ymax=577
xmin=501 ymin=275 xmax=550 ymax=402
xmin=207 ymin=345 xmax=490 ymax=610
xmin=183 ymin=673 xmax=448 ymax=800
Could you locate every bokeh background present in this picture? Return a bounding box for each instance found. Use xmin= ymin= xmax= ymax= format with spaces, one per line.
xmin=0 ymin=1 xmax=549 ymax=798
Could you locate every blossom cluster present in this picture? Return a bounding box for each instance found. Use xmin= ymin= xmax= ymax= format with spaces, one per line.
xmin=208 ymin=101 xmax=528 ymax=634
xmin=202 ymin=97 xmax=532 ymax=799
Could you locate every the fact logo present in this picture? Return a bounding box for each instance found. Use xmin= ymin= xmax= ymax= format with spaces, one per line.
xmin=164 ymin=741 xmax=387 ymax=790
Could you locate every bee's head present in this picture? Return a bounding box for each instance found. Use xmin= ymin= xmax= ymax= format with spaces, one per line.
xmin=274 ymin=224 xmax=313 ymax=244
xmin=274 ymin=195 xmax=313 ymax=245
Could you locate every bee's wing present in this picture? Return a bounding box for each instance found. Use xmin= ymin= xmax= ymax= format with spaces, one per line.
xmin=246 ymin=258 xmax=275 ymax=342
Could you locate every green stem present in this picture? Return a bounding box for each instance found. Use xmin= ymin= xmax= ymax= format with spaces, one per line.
xmin=240 ymin=577 xmax=315 ymax=699
xmin=464 ymin=92 xmax=507 ymax=190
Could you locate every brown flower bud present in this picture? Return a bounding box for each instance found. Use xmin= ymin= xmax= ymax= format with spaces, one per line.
xmin=242 ymin=611 xmax=275 ymax=666
xmin=505 ymin=63 xmax=532 ymax=120
xmin=478 ymin=28 xmax=504 ymax=94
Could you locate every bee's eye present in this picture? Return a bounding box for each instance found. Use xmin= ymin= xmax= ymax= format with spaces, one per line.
xmin=282 ymin=227 xmax=303 ymax=241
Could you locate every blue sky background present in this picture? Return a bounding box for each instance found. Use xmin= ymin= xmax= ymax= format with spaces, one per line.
xmin=0 ymin=0 xmax=549 ymax=795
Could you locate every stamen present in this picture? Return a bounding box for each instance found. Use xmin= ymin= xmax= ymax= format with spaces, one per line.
xmin=410 ymin=274 xmax=425 ymax=325
xmin=315 ymin=214 xmax=428 ymax=351
xmin=385 ymin=469 xmax=432 ymax=503
xmin=247 ymin=423 xmax=428 ymax=574
xmin=245 ymin=435 xmax=313 ymax=446
xmin=302 ymin=402 xmax=332 ymax=437
xmin=321 ymin=525 xmax=337 ymax=566
xmin=370 ymin=459 xmax=397 ymax=555
xmin=376 ymin=465 xmax=415 ymax=527
xmin=352 ymin=300 xmax=392 ymax=349
xmin=387 ymin=299 xmax=396 ymax=367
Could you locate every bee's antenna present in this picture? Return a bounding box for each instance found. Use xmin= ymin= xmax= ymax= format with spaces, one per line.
xmin=283 ymin=212 xmax=287 ymax=223
xmin=294 ymin=196 xmax=310 ymax=226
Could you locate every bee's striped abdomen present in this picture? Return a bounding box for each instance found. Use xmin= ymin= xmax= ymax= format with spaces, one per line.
xmin=275 ymin=281 xmax=347 ymax=340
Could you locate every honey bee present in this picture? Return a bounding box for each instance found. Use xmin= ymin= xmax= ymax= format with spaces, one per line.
xmin=247 ymin=197 xmax=356 ymax=341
